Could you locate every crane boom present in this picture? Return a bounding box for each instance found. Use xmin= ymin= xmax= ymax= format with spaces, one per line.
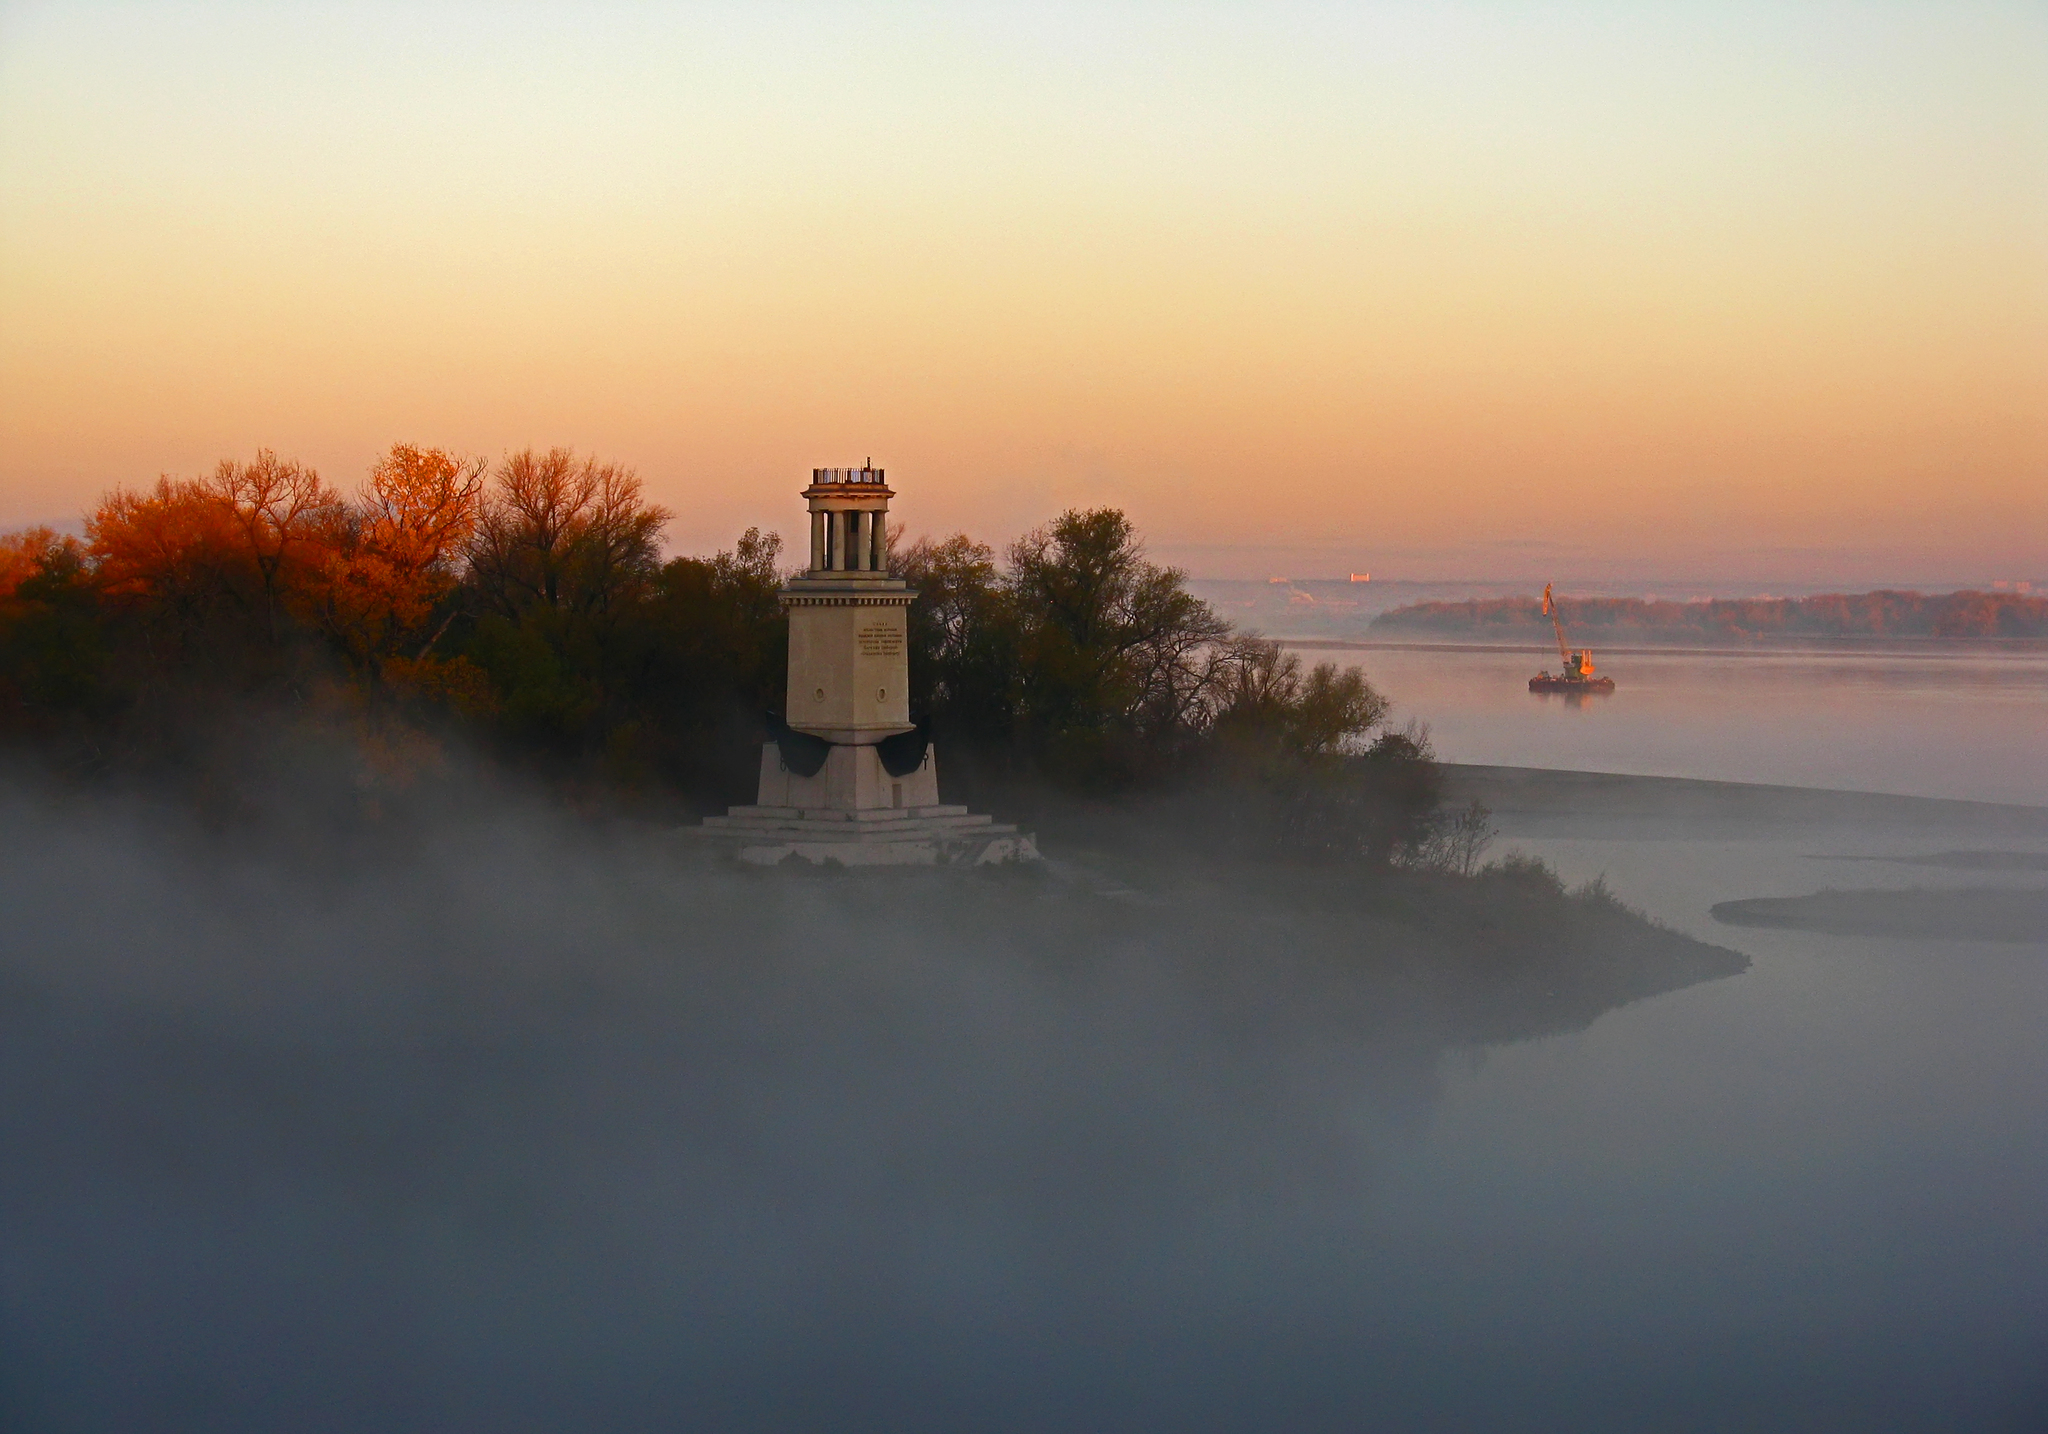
xmin=1542 ymin=583 xmax=1570 ymax=664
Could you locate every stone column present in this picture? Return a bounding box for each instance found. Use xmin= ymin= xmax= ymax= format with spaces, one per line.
xmin=849 ymin=511 xmax=867 ymax=571
xmin=871 ymin=510 xmax=888 ymax=571
xmin=811 ymin=510 xmax=826 ymax=572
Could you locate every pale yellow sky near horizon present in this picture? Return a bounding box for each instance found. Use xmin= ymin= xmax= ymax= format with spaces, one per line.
xmin=2 ymin=2 xmax=2043 ymax=582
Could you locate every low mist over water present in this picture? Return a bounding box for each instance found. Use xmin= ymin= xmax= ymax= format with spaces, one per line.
xmin=4 ymin=745 xmax=2046 ymax=1430
xmin=0 ymin=766 xmax=1687 ymax=1431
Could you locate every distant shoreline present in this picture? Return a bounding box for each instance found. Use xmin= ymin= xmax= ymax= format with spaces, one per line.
xmin=1271 ymin=636 xmax=2048 ymax=658
xmin=1710 ymin=889 xmax=2048 ymax=944
xmin=1358 ymin=590 xmax=2048 ymax=646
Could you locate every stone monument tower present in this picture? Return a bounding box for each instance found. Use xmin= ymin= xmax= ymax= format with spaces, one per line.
xmin=694 ymin=464 xmax=1036 ymax=866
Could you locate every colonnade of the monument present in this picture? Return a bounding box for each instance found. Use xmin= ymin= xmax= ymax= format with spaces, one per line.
xmin=808 ymin=508 xmax=890 ymax=574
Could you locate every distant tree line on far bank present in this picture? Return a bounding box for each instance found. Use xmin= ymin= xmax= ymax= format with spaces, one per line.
xmin=1370 ymin=590 xmax=2048 ymax=643
xmin=0 ymin=445 xmax=1463 ymax=867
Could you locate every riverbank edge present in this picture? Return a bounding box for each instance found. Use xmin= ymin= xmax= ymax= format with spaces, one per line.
xmin=1441 ymin=763 xmax=2048 ymax=838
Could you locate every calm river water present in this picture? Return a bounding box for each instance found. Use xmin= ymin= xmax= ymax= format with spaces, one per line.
xmin=1299 ymin=642 xmax=2048 ymax=1428
xmin=1324 ymin=642 xmax=2048 ymax=806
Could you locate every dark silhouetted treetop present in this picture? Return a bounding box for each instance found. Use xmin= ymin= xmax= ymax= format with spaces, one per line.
xmin=465 ymin=448 xmax=669 ymax=621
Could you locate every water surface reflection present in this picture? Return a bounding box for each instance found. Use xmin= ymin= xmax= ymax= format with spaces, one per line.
xmin=1311 ymin=644 xmax=2048 ymax=804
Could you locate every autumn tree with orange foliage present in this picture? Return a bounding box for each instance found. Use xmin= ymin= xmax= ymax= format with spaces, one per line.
xmin=89 ymin=479 xmax=245 ymax=611
xmin=208 ymin=450 xmax=339 ymax=639
xmin=0 ymin=527 xmax=104 ymax=745
xmin=87 ymin=451 xmax=340 ymax=665
xmin=306 ymin=443 xmax=486 ymax=689
xmin=2 ymin=441 xmax=774 ymax=794
xmin=0 ymin=528 xmax=79 ymax=601
xmin=86 ymin=476 xmax=268 ymax=698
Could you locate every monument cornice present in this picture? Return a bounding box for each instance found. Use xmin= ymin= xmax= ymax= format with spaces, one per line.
xmin=803 ymin=483 xmax=894 ymax=500
xmin=779 ymin=590 xmax=917 ymax=608
xmin=780 ymin=574 xmax=916 ymax=608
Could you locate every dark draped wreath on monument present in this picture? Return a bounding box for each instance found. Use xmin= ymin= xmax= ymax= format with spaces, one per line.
xmin=766 ymin=712 xmax=930 ymax=780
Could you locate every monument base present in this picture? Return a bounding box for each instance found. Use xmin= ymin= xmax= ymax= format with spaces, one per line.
xmin=691 ymin=804 xmax=1038 ymax=867
xmin=687 ymin=741 xmax=1039 ymax=867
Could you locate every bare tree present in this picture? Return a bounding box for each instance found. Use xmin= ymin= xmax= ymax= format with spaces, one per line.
xmin=466 ymin=448 xmax=669 ymax=622
xmin=206 ymin=450 xmax=339 ymax=638
xmin=1399 ymin=799 xmax=1498 ymax=876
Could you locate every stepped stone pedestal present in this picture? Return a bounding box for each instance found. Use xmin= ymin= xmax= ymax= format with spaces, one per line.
xmin=686 ymin=463 xmax=1037 ymax=869
xmin=696 ymin=743 xmax=1037 ymax=866
xmin=699 ymin=800 xmax=1038 ymax=868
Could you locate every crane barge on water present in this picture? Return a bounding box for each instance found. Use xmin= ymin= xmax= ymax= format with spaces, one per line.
xmin=1529 ymin=583 xmax=1616 ymax=694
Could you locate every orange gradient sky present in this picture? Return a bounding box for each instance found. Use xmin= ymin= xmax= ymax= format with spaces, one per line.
xmin=2 ymin=2 xmax=2043 ymax=582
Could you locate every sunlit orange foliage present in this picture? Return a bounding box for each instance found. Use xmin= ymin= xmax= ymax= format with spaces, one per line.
xmin=88 ymin=477 xmax=251 ymax=612
xmin=309 ymin=444 xmax=485 ymax=670
xmin=207 ymin=450 xmax=341 ymax=631
xmin=0 ymin=527 xmax=79 ymax=600
xmin=88 ymin=452 xmax=341 ymax=624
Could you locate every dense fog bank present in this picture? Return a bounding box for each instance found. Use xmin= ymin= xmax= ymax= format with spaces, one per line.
xmin=0 ymin=767 xmax=1737 ymax=1432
